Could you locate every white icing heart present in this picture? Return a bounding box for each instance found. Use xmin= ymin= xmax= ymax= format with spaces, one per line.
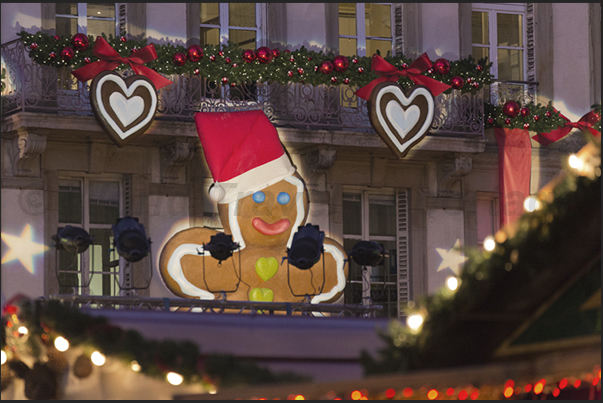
xmin=386 ymin=103 xmax=420 ymax=139
xmin=109 ymin=93 xmax=145 ymax=128
xmin=95 ymin=74 xmax=157 ymax=140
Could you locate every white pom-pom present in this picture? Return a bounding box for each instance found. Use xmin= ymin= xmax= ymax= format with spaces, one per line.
xmin=208 ymin=182 xmax=225 ymax=202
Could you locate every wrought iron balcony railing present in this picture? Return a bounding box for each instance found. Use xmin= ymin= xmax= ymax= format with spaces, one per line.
xmin=2 ymin=39 xmax=484 ymax=136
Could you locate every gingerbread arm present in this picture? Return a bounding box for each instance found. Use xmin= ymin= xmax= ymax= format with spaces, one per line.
xmin=310 ymin=238 xmax=349 ymax=304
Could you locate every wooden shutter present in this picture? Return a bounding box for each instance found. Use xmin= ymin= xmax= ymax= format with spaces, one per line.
xmin=396 ymin=188 xmax=410 ymax=317
xmin=525 ymin=3 xmax=536 ymax=82
xmin=393 ymin=4 xmax=404 ymax=56
xmin=118 ymin=3 xmax=127 ymax=36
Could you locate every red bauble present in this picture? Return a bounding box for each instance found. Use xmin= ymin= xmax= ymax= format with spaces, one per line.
xmin=209 ymin=55 xmax=216 ymax=62
xmin=297 ymin=68 xmax=304 ymax=75
xmin=49 ymin=52 xmax=57 ymax=60
xmin=172 ymin=52 xmax=187 ymax=66
xmin=289 ymin=56 xmax=295 ymax=63
xmin=523 ymin=123 xmax=530 ymax=130
xmin=450 ymin=76 xmax=464 ymax=89
xmin=352 ymin=58 xmax=359 ymax=64
xmin=504 ymin=118 xmax=512 ymax=125
xmin=307 ymin=56 xmax=312 ymax=61
xmin=131 ymin=47 xmax=138 ymax=54
xmin=472 ymin=82 xmax=480 ymax=88
xmin=84 ymin=57 xmax=91 ymax=64
xmin=187 ymin=45 xmax=204 ymax=62
xmin=358 ymin=67 xmax=365 ymax=74
xmin=545 ymin=110 xmax=552 ymax=118
xmin=218 ymin=51 xmax=224 ymax=57
xmin=221 ymin=77 xmax=228 ymax=84
xmin=193 ymin=68 xmax=200 ymax=75
xmin=476 ymin=65 xmax=483 ymax=71
xmin=271 ymin=48 xmax=280 ymax=58
xmin=256 ymin=47 xmax=273 ymax=64
xmin=225 ymin=57 xmax=232 ymax=64
xmin=533 ymin=115 xmax=540 ymax=122
xmin=30 ymin=42 xmax=38 ymax=50
xmin=120 ymin=36 xmax=127 ymax=42
xmin=343 ymin=78 xmax=350 ymax=85
xmin=242 ymin=49 xmax=256 ymax=63
xmin=330 ymin=76 xmax=338 ymax=83
xmin=314 ymin=65 xmax=319 ymax=72
xmin=520 ymin=107 xmax=530 ymax=117
xmin=53 ymin=35 xmax=61 ymax=41
xmin=401 ymin=62 xmax=409 ymax=69
xmin=487 ymin=117 xmax=495 ymax=125
xmin=502 ymin=100 xmax=521 ymax=117
xmin=284 ymin=50 xmax=291 ymax=53
xmin=232 ymin=63 xmax=238 ymax=68
xmin=333 ymin=55 xmax=349 ymax=73
xmin=287 ymin=70 xmax=294 ymax=77
xmin=433 ymin=58 xmax=451 ymax=75
xmin=319 ymin=60 xmax=334 ymax=75
xmin=71 ymin=33 xmax=89 ymax=51
xmin=60 ymin=46 xmax=75 ymax=62
xmin=427 ymin=68 xmax=434 ymax=75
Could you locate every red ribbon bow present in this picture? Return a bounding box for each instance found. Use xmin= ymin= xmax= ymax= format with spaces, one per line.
xmin=354 ymin=53 xmax=451 ymax=100
xmin=532 ymin=110 xmax=601 ymax=146
xmin=71 ymin=36 xmax=173 ymax=89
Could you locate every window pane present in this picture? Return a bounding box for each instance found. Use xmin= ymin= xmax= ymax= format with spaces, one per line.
xmin=498 ymin=48 xmax=523 ymax=81
xmin=369 ymin=195 xmax=396 ymax=236
xmin=200 ymin=3 xmax=220 ymax=25
xmin=89 ymin=228 xmax=117 ymax=296
xmin=200 ymin=27 xmax=220 ymax=46
xmin=228 ymin=29 xmax=256 ymax=48
xmin=366 ymin=39 xmax=392 ymax=57
xmin=343 ymin=238 xmax=362 ymax=281
xmin=343 ymin=193 xmax=362 ymax=235
xmin=369 ymin=239 xmax=397 ymax=281
xmin=339 ymin=37 xmax=357 ymax=57
xmin=371 ymin=282 xmax=398 ymax=317
xmin=477 ymin=199 xmax=495 ymax=246
xmin=339 ymin=3 xmax=356 ymax=36
xmin=497 ymin=13 xmax=522 ymax=46
xmin=472 ymin=46 xmax=489 ymax=63
xmin=59 ymin=180 xmax=82 ymax=224
xmin=87 ymin=3 xmax=115 ymax=19
xmin=56 ymin=17 xmax=78 ymax=37
xmin=89 ymin=181 xmax=120 ymax=225
xmin=229 ymin=3 xmax=255 ymax=28
xmin=365 ymin=3 xmax=391 ymax=38
xmin=88 ymin=19 xmax=115 ymax=38
xmin=471 ymin=11 xmax=489 ymax=45
xmin=57 ymin=249 xmax=81 ymax=294
xmin=56 ymin=3 xmax=78 ymax=16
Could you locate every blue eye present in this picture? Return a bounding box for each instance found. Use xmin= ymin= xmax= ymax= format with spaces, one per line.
xmin=252 ymin=191 xmax=266 ymax=203
xmin=277 ymin=192 xmax=291 ymax=205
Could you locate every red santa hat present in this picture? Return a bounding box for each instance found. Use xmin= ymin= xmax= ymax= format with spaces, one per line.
xmin=194 ymin=110 xmax=295 ymax=204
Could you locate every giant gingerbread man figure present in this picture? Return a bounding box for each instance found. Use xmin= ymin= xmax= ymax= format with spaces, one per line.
xmin=159 ymin=110 xmax=348 ymax=304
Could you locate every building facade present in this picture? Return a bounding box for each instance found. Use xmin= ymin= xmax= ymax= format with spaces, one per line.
xmin=1 ymin=3 xmax=601 ymax=318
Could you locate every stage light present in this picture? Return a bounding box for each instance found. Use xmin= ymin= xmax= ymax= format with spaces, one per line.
xmin=287 ymin=224 xmax=324 ymax=270
xmin=112 ymin=216 xmax=151 ymax=263
xmin=52 ymin=226 xmax=94 ymax=254
xmin=348 ymin=241 xmax=385 ymax=266
xmin=203 ymin=232 xmax=238 ymax=263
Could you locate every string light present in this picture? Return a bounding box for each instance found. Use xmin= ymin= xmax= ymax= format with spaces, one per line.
xmin=1 ymin=350 xmax=6 ymax=365
xmin=91 ymin=351 xmax=106 ymax=366
xmin=167 ymin=371 xmax=183 ymax=386
xmin=130 ymin=360 xmax=141 ymax=372
xmin=54 ymin=336 xmax=70 ymax=352
xmin=483 ymin=235 xmax=496 ymax=252
xmin=523 ymin=195 xmax=542 ymax=212
xmin=17 ymin=326 xmax=28 ymax=335
xmin=406 ymin=313 xmax=424 ymax=331
xmin=568 ymin=154 xmax=583 ymax=170
xmin=446 ymin=276 xmax=459 ymax=291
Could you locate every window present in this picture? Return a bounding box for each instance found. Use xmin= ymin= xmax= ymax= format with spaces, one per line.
xmin=343 ymin=191 xmax=399 ymax=317
xmin=56 ymin=3 xmax=118 ymax=38
xmin=199 ymin=3 xmax=264 ymax=48
xmin=471 ymin=3 xmax=526 ymax=81
xmin=57 ymin=176 xmax=123 ymax=296
xmin=476 ymin=192 xmax=500 ymax=250
xmin=339 ymin=3 xmax=393 ymax=57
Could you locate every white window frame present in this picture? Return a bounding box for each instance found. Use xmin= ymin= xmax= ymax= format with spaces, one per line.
xmin=476 ymin=191 xmax=500 ymax=250
xmin=199 ymin=3 xmax=267 ymax=47
xmin=55 ymin=3 xmax=119 ymax=37
xmin=342 ymin=187 xmax=398 ymax=316
xmin=57 ymin=173 xmax=124 ymax=297
xmin=472 ymin=3 xmax=527 ymax=81
xmin=339 ymin=3 xmax=395 ymax=57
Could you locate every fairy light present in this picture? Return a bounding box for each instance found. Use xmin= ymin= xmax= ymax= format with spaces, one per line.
xmin=91 ymin=351 xmax=106 ymax=366
xmin=130 ymin=360 xmax=141 ymax=372
xmin=446 ymin=276 xmax=459 ymax=291
xmin=17 ymin=326 xmax=28 ymax=335
xmin=568 ymin=154 xmax=583 ymax=170
xmin=523 ymin=195 xmax=542 ymax=212
xmin=54 ymin=336 xmax=70 ymax=352
xmin=483 ymin=235 xmax=496 ymax=252
xmin=1 ymin=350 xmax=6 ymax=365
xmin=406 ymin=313 xmax=424 ymax=331
xmin=167 ymin=372 xmax=183 ymax=386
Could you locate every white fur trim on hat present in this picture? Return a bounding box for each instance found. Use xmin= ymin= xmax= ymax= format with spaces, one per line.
xmin=212 ymin=154 xmax=296 ymax=204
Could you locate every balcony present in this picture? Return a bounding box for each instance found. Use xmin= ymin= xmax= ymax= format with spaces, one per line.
xmin=2 ymin=39 xmax=485 ymax=137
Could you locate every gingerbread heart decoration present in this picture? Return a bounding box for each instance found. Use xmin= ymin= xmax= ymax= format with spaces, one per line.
xmin=368 ymin=82 xmax=435 ymax=159
xmin=90 ymin=71 xmax=158 ymax=147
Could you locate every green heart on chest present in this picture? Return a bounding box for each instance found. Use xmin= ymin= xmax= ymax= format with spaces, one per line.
xmin=255 ymin=257 xmax=279 ymax=281
xmin=249 ymin=287 xmax=274 ymax=302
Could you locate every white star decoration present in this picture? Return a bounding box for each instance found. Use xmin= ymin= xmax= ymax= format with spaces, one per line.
xmin=436 ymin=239 xmax=468 ymax=276
xmin=1 ymin=224 xmax=49 ymax=274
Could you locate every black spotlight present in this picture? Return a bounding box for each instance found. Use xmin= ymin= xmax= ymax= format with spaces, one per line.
xmin=112 ymin=216 xmax=151 ymax=263
xmin=52 ymin=226 xmax=94 ymax=254
xmin=287 ymin=224 xmax=325 ymax=270
xmin=348 ymin=241 xmax=385 ymax=266
xmin=203 ymin=232 xmax=238 ymax=263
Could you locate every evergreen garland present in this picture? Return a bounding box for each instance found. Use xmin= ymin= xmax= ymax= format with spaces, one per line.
xmin=484 ymin=100 xmax=567 ymax=133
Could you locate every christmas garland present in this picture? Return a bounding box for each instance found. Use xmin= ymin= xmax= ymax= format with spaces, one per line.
xmin=360 ymin=133 xmax=601 ymax=376
xmin=16 ymin=31 xmax=491 ymax=95
xmin=1 ymin=297 xmax=307 ymax=399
